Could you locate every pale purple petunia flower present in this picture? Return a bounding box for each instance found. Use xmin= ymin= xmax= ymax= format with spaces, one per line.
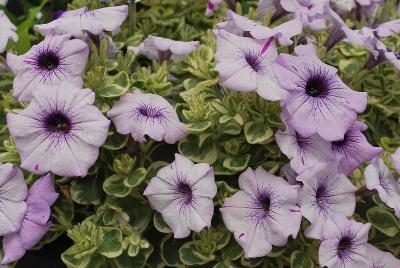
xmin=319 ymin=216 xmax=371 ymax=267
xmin=215 ymin=29 xmax=284 ymax=101
xmin=0 ymin=164 xmax=27 ymax=236
xmin=107 ymin=90 xmax=187 ymax=144
xmin=0 ymin=10 xmax=18 ymax=53
xmin=7 ymin=34 xmax=88 ymax=103
xmin=275 ymin=110 xmax=334 ymax=173
xmin=144 ymin=154 xmax=217 ymax=238
xmin=390 ymin=148 xmax=400 ymax=174
xmin=273 ymin=44 xmax=368 ymax=141
xmin=373 ymin=19 xmax=400 ymax=38
xmin=297 ymin=162 xmax=357 ymax=239
xmin=220 ymin=167 xmax=301 ymax=258
xmin=366 ymin=244 xmax=400 ymax=268
xmin=331 ymin=121 xmax=382 ymax=175
xmin=6 ymin=81 xmax=110 ymax=177
xmin=128 ymin=35 xmax=199 ymax=62
xmin=216 ymin=10 xmax=302 ymax=46
xmin=364 ymin=158 xmax=400 ymax=218
xmin=34 ymin=5 xmax=128 ymax=38
xmin=1 ymin=173 xmax=59 ymax=265
xmin=206 ymin=0 xmax=223 ymax=17
xmin=331 ymin=0 xmax=356 ymax=12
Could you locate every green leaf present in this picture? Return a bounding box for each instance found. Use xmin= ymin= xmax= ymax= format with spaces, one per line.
xmin=112 ymin=245 xmax=153 ymax=268
xmin=62 ymin=246 xmax=95 ymax=268
xmin=186 ymin=121 xmax=212 ymax=133
xmin=179 ymin=241 xmax=215 ymax=266
xmin=161 ymin=235 xmax=187 ymax=266
xmin=70 ymin=175 xmax=104 ymax=205
xmin=223 ymin=154 xmax=251 ymax=172
xmin=124 ymin=168 xmax=147 ymax=188
xmin=339 ymin=58 xmax=360 ymax=75
xmin=178 ymin=134 xmax=217 ymax=164
xmin=153 ymin=212 xmax=171 ymax=234
xmin=103 ymin=132 xmax=129 ymax=150
xmin=244 ymin=122 xmax=273 ymax=144
xmin=213 ymin=159 xmax=237 ymax=176
xmin=103 ymin=174 xmax=131 ymax=197
xmin=99 ymin=71 xmax=130 ymax=98
xmin=98 ymin=227 xmax=123 ymax=258
xmin=146 ymin=161 xmax=169 ymax=180
xmin=367 ymin=206 xmax=400 ymax=237
xmin=290 ymin=251 xmax=314 ymax=268
xmin=222 ymin=238 xmax=243 ymax=261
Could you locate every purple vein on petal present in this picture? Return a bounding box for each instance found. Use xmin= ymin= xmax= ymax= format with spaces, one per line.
xmin=260 ymin=36 xmax=275 ymax=55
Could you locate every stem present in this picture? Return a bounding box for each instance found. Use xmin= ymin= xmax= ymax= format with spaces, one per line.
xmin=129 ymin=0 xmax=137 ymax=36
xmin=356 ymin=186 xmax=377 ymax=197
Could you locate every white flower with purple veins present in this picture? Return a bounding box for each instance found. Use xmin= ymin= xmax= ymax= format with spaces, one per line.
xmin=366 ymin=244 xmax=400 ymax=268
xmin=216 ymin=10 xmax=302 ymax=46
xmin=0 ymin=10 xmax=18 ymax=53
xmin=205 ymin=0 xmax=223 ymax=17
xmin=128 ymin=35 xmax=199 ymax=62
xmin=1 ymin=173 xmax=59 ymax=265
xmin=220 ymin=167 xmax=301 ymax=258
xmin=7 ymin=34 xmax=88 ymax=103
xmin=364 ymin=158 xmax=400 ymax=218
xmin=215 ymin=29 xmax=284 ymax=101
xmin=34 ymin=5 xmax=128 ymax=38
xmin=273 ymin=44 xmax=368 ymax=142
xmin=297 ymin=162 xmax=357 ymax=239
xmin=6 ymin=81 xmax=110 ymax=177
xmin=0 ymin=164 xmax=27 ymax=236
xmin=144 ymin=154 xmax=217 ymax=238
xmin=319 ymin=216 xmax=371 ymax=268
xmin=275 ymin=111 xmax=334 ymax=173
xmin=331 ymin=121 xmax=382 ymax=175
xmin=108 ymin=90 xmax=187 ymax=144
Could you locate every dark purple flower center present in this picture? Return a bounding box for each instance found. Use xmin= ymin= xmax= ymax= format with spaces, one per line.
xmin=133 ymin=104 xmax=167 ymax=124
xmin=37 ymin=50 xmax=61 ymax=71
xmin=249 ymin=187 xmax=277 ymax=223
xmin=395 ymin=52 xmax=400 ymax=60
xmin=158 ymin=50 xmax=172 ymax=62
xmin=305 ymin=76 xmax=326 ymax=97
xmin=44 ymin=111 xmax=72 ymax=133
xmin=331 ymin=129 xmax=360 ymax=160
xmin=176 ymin=181 xmax=193 ymax=205
xmin=245 ymin=52 xmax=263 ymax=73
xmin=315 ymin=184 xmax=333 ymax=210
xmin=337 ymin=235 xmax=355 ymax=260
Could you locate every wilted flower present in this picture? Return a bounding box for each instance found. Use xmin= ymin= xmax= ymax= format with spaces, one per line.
xmin=0 ymin=164 xmax=27 ymax=236
xmin=372 ymin=19 xmax=400 ymax=37
xmin=331 ymin=121 xmax=382 ymax=175
xmin=128 ymin=35 xmax=199 ymax=62
xmin=34 ymin=5 xmax=128 ymax=38
xmin=331 ymin=0 xmax=356 ymax=12
xmin=215 ymin=29 xmax=284 ymax=101
xmin=144 ymin=154 xmax=217 ymax=238
xmin=364 ymin=158 xmax=400 ymax=218
xmin=7 ymin=34 xmax=88 ymax=103
xmin=1 ymin=173 xmax=58 ymax=265
xmin=205 ymin=0 xmax=223 ymax=17
xmin=273 ymin=44 xmax=368 ymax=141
xmin=275 ymin=111 xmax=334 ymax=173
xmin=365 ymin=244 xmax=400 ymax=268
xmin=390 ymin=148 xmax=400 ymax=174
xmin=319 ymin=216 xmax=371 ymax=267
xmin=0 ymin=10 xmax=18 ymax=53
xmin=216 ymin=10 xmax=302 ymax=46
xmin=279 ymin=164 xmax=298 ymax=185
xmin=6 ymin=81 xmax=110 ymax=177
xmin=107 ymin=90 xmax=187 ymax=144
xmin=220 ymin=167 xmax=301 ymax=258
xmin=297 ymin=162 xmax=357 ymax=239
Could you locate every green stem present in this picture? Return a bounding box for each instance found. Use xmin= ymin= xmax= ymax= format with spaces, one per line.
xmin=129 ymin=0 xmax=137 ymax=36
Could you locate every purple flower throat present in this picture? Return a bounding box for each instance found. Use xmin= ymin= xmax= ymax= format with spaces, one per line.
xmin=337 ymin=233 xmax=356 ymax=261
xmin=37 ymin=50 xmax=60 ymax=71
xmin=44 ymin=111 xmax=72 ymax=133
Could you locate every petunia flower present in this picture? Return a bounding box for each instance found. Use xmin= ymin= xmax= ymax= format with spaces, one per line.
xmin=331 ymin=121 xmax=382 ymax=175
xmin=275 ymin=110 xmax=334 ymax=173
xmin=127 ymin=35 xmax=199 ymax=62
xmin=365 ymin=244 xmax=400 ymax=268
xmin=0 ymin=164 xmax=27 ymax=236
xmin=34 ymin=5 xmax=128 ymax=38
xmin=390 ymin=148 xmax=400 ymax=174
xmin=6 ymin=81 xmax=110 ymax=177
xmin=7 ymin=34 xmax=89 ymax=103
xmin=220 ymin=167 xmax=301 ymax=258
xmin=319 ymin=216 xmax=371 ymax=267
xmin=273 ymin=44 xmax=368 ymax=141
xmin=144 ymin=154 xmax=217 ymax=238
xmin=216 ymin=10 xmax=302 ymax=46
xmin=107 ymin=90 xmax=187 ymax=144
xmin=297 ymin=162 xmax=357 ymax=239
xmin=206 ymin=0 xmax=223 ymax=17
xmin=364 ymin=158 xmax=400 ymax=218
xmin=0 ymin=10 xmax=18 ymax=53
xmin=372 ymin=19 xmax=400 ymax=38
xmin=1 ymin=173 xmax=59 ymax=265
xmin=331 ymin=0 xmax=356 ymax=12
xmin=215 ymin=29 xmax=284 ymax=101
